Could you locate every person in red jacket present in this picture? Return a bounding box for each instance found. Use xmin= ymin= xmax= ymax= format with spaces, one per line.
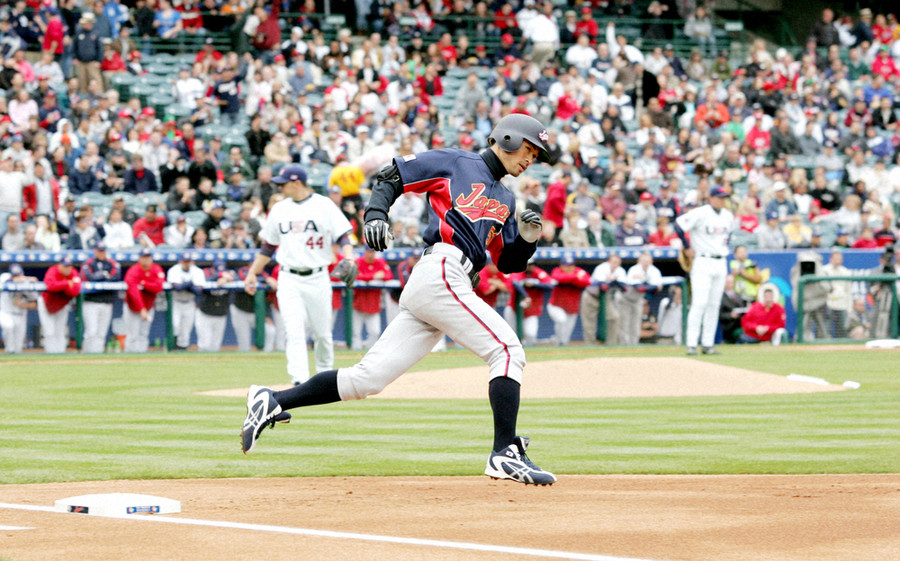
xmin=475 ymin=261 xmax=512 ymax=310
xmin=132 ymin=204 xmax=167 ymax=247
xmin=740 ymin=285 xmax=786 ymax=344
xmin=542 ymin=172 xmax=572 ymax=231
xmin=123 ymin=248 xmax=166 ymax=352
xmin=39 ymin=255 xmax=82 ymax=353
xmin=508 ymin=258 xmax=552 ymax=345
xmin=546 ymin=253 xmax=591 ymax=345
xmin=351 ymin=246 xmax=394 ymax=350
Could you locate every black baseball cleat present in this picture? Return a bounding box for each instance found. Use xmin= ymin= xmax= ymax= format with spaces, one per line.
xmin=484 ymin=436 xmax=557 ymax=485
xmin=241 ymin=385 xmax=289 ymax=454
xmin=701 ymin=346 xmax=721 ymax=355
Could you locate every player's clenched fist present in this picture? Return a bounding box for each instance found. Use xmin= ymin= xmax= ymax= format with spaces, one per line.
xmin=363 ymin=219 xmax=392 ymax=251
xmin=517 ymin=209 xmax=542 ymax=243
xmin=244 ymin=270 xmax=258 ymax=295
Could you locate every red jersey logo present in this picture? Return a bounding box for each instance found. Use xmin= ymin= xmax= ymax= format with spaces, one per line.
xmin=455 ymin=184 xmax=511 ymax=224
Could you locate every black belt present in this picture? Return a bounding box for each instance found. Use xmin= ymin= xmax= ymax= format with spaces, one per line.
xmin=287 ymin=266 xmax=325 ymax=276
xmin=699 ymin=254 xmax=724 ymax=259
xmin=423 ymin=246 xmax=479 ymax=285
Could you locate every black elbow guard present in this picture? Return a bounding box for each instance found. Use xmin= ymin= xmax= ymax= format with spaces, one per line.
xmin=365 ymin=162 xmax=404 ymax=223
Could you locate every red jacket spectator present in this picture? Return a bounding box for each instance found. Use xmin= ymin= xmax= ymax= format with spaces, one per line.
xmin=555 ymin=93 xmax=581 ymax=121
xmin=648 ymin=229 xmax=679 ymax=247
xmin=548 ymin=264 xmax=591 ymax=314
xmin=42 ymin=12 xmax=66 ymax=55
xmin=250 ymin=2 xmax=281 ymax=51
xmin=872 ymin=49 xmax=900 ymax=80
xmin=132 ymin=207 xmax=167 ymax=246
xmin=21 ymin=179 xmax=59 ymax=221
xmin=124 ymin=258 xmax=165 ymax=313
xmin=694 ymin=100 xmax=730 ymax=128
xmin=575 ymin=8 xmax=599 ymax=41
xmin=493 ymin=6 xmax=518 ymax=32
xmin=543 ymin=177 xmax=570 ymax=229
xmin=475 ymin=264 xmax=512 ymax=308
xmin=42 ymin=259 xmax=82 ymax=313
xmin=101 ymin=50 xmax=126 ymax=73
xmin=745 ymin=126 xmax=771 ymax=151
xmin=353 ymin=251 xmax=393 ymax=314
xmin=509 ymin=264 xmax=552 ymax=318
xmin=177 ymin=0 xmax=204 ymax=32
xmin=740 ymin=298 xmax=785 ymax=342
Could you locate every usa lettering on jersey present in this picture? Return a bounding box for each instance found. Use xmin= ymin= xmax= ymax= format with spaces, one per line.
xmin=278 ymin=219 xmax=320 ymax=234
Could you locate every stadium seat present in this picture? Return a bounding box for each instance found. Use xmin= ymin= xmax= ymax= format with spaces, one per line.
xmin=183 ymin=210 xmax=207 ymax=228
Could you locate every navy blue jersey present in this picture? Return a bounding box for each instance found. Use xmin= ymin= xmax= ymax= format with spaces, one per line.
xmin=81 ymin=257 xmax=122 ymax=303
xmin=393 ymin=149 xmax=522 ymax=271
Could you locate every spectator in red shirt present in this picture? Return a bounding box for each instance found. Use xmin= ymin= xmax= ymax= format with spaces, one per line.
xmin=132 ymin=203 xmax=166 ymax=247
xmin=100 ymin=41 xmax=126 ymax=78
xmin=575 ymin=7 xmax=599 ymax=42
xmin=542 ymin=171 xmax=572 ymax=230
xmin=38 ymin=255 xmax=82 ymax=353
xmin=851 ymin=227 xmax=879 ymax=249
xmin=41 ymin=7 xmax=66 ymax=57
xmin=872 ymin=46 xmax=900 ymax=80
xmin=508 ymin=259 xmax=552 ymax=345
xmin=195 ymin=37 xmax=224 ymax=65
xmin=649 ymin=216 xmax=680 ymax=247
xmin=694 ymin=92 xmax=730 ymax=129
xmin=493 ymin=2 xmax=518 ymax=33
xmin=475 ymin=262 xmax=512 ymax=310
xmin=740 ymin=285 xmax=786 ymax=344
xmin=352 ymin=246 xmax=393 ymax=350
xmin=123 ymin=248 xmax=166 ymax=352
xmin=546 ymin=254 xmax=591 ymax=345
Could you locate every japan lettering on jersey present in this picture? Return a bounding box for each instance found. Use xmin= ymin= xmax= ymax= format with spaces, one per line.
xmin=260 ymin=194 xmax=352 ymax=270
xmin=675 ymin=205 xmax=734 ymax=256
xmin=393 ymin=150 xmax=520 ymax=271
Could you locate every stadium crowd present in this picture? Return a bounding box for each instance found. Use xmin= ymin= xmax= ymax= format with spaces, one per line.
xmin=0 ymin=0 xmax=899 ymax=352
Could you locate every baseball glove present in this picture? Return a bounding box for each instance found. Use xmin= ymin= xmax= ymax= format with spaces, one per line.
xmin=333 ymin=259 xmax=358 ymax=287
xmin=677 ymin=248 xmax=693 ymax=273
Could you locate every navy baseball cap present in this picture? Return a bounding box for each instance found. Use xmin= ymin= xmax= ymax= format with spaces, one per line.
xmin=179 ymin=251 xmax=193 ymax=261
xmin=9 ymin=263 xmax=23 ymax=276
xmin=220 ymin=219 xmax=233 ymax=229
xmin=272 ymin=165 xmax=308 ymax=185
xmin=208 ymin=199 xmax=225 ymax=210
xmin=710 ymin=186 xmax=730 ymax=198
xmin=213 ymin=259 xmax=226 ymax=270
xmin=60 ymin=255 xmax=74 ymax=266
xmin=561 ymin=253 xmax=575 ymax=265
xmin=766 ymin=211 xmax=779 ymax=221
xmin=139 ymin=247 xmax=153 ymax=257
xmin=93 ymin=240 xmax=107 ymax=250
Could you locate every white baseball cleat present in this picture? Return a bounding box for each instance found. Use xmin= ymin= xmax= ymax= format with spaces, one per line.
xmin=484 ymin=436 xmax=557 ymax=486
xmin=241 ymin=385 xmax=288 ymax=454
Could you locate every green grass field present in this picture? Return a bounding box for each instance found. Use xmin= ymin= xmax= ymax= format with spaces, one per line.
xmin=0 ymin=346 xmax=898 ymax=485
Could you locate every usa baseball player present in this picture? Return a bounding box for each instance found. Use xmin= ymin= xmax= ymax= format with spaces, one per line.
xmin=243 ymin=165 xmax=355 ymax=386
xmin=0 ymin=264 xmax=38 ymax=354
xmin=674 ymin=186 xmax=735 ymax=355
xmin=166 ymin=252 xmax=206 ymax=350
xmin=242 ymin=114 xmax=557 ymax=485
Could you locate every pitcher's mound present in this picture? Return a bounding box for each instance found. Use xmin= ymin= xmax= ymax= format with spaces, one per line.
xmin=201 ymin=357 xmax=846 ymax=399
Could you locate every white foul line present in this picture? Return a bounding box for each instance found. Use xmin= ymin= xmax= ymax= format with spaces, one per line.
xmin=0 ymin=502 xmax=664 ymax=561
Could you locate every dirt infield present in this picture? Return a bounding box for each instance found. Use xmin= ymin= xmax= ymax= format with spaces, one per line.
xmin=2 ymin=475 xmax=900 ymax=561
xmin=200 ymin=357 xmax=848 ymax=399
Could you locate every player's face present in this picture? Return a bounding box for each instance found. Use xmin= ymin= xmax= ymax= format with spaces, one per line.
xmin=709 ymin=196 xmax=725 ymax=210
xmin=497 ymin=140 xmax=541 ymax=177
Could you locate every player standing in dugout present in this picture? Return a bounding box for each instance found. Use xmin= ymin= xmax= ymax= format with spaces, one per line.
xmin=240 ymin=114 xmax=558 ymax=485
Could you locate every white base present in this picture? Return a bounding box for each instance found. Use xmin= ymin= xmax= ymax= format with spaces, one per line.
xmin=54 ymin=493 xmax=181 ymax=516
xmin=865 ymin=339 xmax=900 ymax=349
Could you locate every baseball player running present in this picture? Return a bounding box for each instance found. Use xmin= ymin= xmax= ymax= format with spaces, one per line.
xmin=241 ymin=114 xmax=557 ymax=485
xmin=243 ymin=165 xmax=356 ymax=386
xmin=674 ymin=185 xmax=735 ymax=355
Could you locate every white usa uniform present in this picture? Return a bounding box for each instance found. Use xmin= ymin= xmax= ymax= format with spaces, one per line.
xmin=675 ymin=204 xmax=734 ymax=349
xmin=166 ymin=261 xmax=206 ymax=348
xmin=261 ymin=194 xmax=352 ymax=384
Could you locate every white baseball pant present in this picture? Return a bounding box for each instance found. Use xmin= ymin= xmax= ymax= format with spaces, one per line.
xmin=122 ymin=307 xmax=154 ymax=353
xmin=277 ymin=270 xmax=334 ymax=384
xmin=171 ymin=299 xmax=197 ymax=348
xmin=618 ymin=291 xmax=644 ymax=346
xmin=546 ymin=304 xmax=578 ymax=346
xmin=351 ymin=311 xmax=381 ymax=350
xmin=81 ymin=301 xmax=114 ymax=353
xmin=0 ymin=311 xmax=27 ymax=353
xmin=270 ymin=307 xmax=286 ymax=351
xmin=230 ymin=304 xmax=255 ymax=352
xmin=38 ymin=298 xmax=70 ymax=354
xmin=195 ymin=311 xmax=227 ymax=352
xmin=686 ymin=255 xmax=727 ymax=348
xmin=337 ymin=244 xmax=525 ymax=401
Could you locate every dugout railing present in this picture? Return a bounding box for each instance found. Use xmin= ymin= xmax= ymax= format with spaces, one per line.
xmin=796 ymin=274 xmax=900 ymax=344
